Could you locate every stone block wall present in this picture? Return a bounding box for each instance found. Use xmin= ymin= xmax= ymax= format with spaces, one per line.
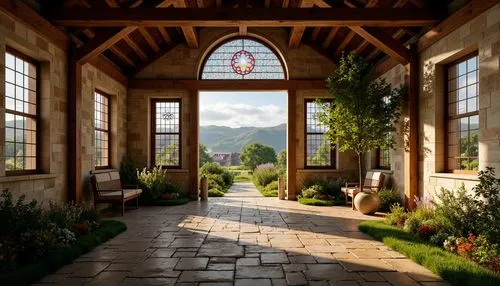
xmin=0 ymin=10 xmax=67 ymax=203
xmin=127 ymin=89 xmax=193 ymax=194
xmin=378 ymin=3 xmax=500 ymax=199
xmin=80 ymin=63 xmax=128 ymax=201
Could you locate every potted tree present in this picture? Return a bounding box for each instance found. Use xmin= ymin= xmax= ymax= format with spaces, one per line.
xmin=317 ymin=53 xmax=405 ymax=212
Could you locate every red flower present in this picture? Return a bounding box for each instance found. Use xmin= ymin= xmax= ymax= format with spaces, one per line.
xmin=418 ymin=225 xmax=435 ymax=240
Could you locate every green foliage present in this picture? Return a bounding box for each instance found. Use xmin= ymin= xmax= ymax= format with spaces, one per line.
xmin=359 ymin=220 xmax=500 ymax=286
xmin=119 ymin=156 xmax=139 ymax=185
xmin=0 ymin=220 xmax=126 ymax=286
xmin=137 ymin=166 xmax=171 ymax=200
xmin=260 ymin=181 xmax=279 ymax=197
xmin=234 ymin=175 xmax=251 ymax=182
xmin=473 ymin=167 xmax=500 ymax=244
xmin=318 ymin=52 xmax=404 ymax=186
xmin=0 ymin=190 xmax=102 ymax=274
xmin=252 ymin=163 xmax=279 ymax=187
xmin=403 ymin=216 xmax=421 ymax=235
xmin=385 ymin=204 xmax=409 ymax=226
xmin=300 ymin=185 xmax=322 ymax=199
xmin=200 ymin=162 xmax=234 ymax=192
xmin=277 ymin=149 xmax=287 ymax=176
xmin=240 ymin=142 xmax=277 ymax=170
xmin=301 ymin=177 xmax=345 ymax=197
xmin=377 ymin=188 xmax=402 ymax=212
xmin=155 ymin=143 xmax=179 ymax=166
xmin=208 ymin=188 xmax=225 ymax=197
xmin=199 ymin=144 xmax=213 ymax=167
xmin=298 ymin=197 xmax=344 ymax=206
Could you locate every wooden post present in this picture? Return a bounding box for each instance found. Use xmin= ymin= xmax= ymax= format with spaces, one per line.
xmin=278 ymin=177 xmax=286 ymax=200
xmin=200 ymin=177 xmax=208 ymax=200
xmin=405 ymin=44 xmax=419 ymax=210
xmin=287 ymin=90 xmax=297 ymax=200
xmin=68 ymin=48 xmax=82 ymax=202
xmin=189 ymin=90 xmax=200 ymax=200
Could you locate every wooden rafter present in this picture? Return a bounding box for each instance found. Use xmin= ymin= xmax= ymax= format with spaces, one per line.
xmin=239 ymin=25 xmax=248 ymax=36
xmin=310 ymin=27 xmax=320 ymax=41
xmin=176 ymin=0 xmax=200 ymax=48
xmin=138 ymin=27 xmax=160 ymax=52
xmin=123 ymin=36 xmax=148 ymax=60
xmin=109 ymin=46 xmax=136 ymax=66
xmin=50 ymin=8 xmax=443 ymax=27
xmin=322 ymin=27 xmax=338 ymax=49
xmin=216 ymin=0 xmax=222 ymax=8
xmin=288 ymin=0 xmax=313 ymax=48
xmin=350 ymin=26 xmax=410 ymax=64
xmin=157 ymin=27 xmax=172 ymax=44
xmin=129 ymin=79 xmax=326 ymax=90
xmin=366 ymin=29 xmax=405 ymax=61
xmin=335 ymin=30 xmax=355 ymax=54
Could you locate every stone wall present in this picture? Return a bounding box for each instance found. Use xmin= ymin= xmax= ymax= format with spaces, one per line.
xmin=0 ymin=10 xmax=68 ymax=203
xmin=378 ymin=3 xmax=500 ymax=199
xmin=136 ymin=27 xmax=335 ymax=80
xmin=294 ymin=90 xmax=358 ymax=192
xmin=127 ymin=89 xmax=193 ymax=194
xmin=80 ymin=64 xmax=128 ymax=201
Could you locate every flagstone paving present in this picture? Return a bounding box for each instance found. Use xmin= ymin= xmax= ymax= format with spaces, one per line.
xmin=35 ymin=182 xmax=448 ymax=285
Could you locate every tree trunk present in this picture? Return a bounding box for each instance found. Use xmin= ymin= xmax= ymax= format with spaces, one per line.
xmin=357 ymin=152 xmax=363 ymax=192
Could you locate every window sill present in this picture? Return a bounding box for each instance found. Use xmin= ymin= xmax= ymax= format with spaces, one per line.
xmin=430 ymin=173 xmax=479 ymax=181
xmin=0 ymin=173 xmax=57 ymax=183
xmin=297 ymin=169 xmax=340 ymax=173
xmin=91 ymin=168 xmax=117 ymax=174
xmin=371 ymin=169 xmax=394 ymax=174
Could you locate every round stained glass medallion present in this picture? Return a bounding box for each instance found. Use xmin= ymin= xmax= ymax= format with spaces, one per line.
xmin=231 ymin=50 xmax=255 ymax=75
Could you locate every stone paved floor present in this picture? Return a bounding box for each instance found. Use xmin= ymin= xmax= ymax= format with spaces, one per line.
xmin=36 ymin=182 xmax=448 ymax=286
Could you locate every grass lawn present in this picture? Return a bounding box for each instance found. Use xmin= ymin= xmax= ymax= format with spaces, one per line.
xmin=149 ymin=196 xmax=190 ymax=206
xmin=0 ymin=220 xmax=127 ymax=286
xmin=298 ymin=197 xmax=344 ymax=206
xmin=359 ymin=220 xmax=500 ymax=286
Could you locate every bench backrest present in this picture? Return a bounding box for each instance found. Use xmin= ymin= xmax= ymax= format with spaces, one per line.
xmin=90 ymin=171 xmax=122 ymax=196
xmin=363 ymin=171 xmax=385 ymax=192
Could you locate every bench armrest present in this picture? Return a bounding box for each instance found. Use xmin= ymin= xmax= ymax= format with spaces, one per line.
xmin=345 ymin=182 xmax=359 ymax=187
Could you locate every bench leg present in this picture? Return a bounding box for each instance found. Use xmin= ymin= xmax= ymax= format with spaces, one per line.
xmin=136 ymin=197 xmax=139 ymax=209
xmin=122 ymin=199 xmax=125 ymax=216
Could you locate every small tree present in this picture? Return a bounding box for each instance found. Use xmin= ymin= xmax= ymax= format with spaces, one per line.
xmin=318 ymin=53 xmax=404 ymax=189
xmin=199 ymin=144 xmax=213 ymax=166
xmin=240 ymin=142 xmax=277 ymax=170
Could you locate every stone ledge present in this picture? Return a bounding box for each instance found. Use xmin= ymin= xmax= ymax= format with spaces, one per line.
xmin=0 ymin=173 xmax=57 ymax=183
xmin=371 ymin=169 xmax=394 ymax=174
xmin=430 ymin=173 xmax=479 ymax=181
xmin=297 ymin=169 xmax=342 ymax=173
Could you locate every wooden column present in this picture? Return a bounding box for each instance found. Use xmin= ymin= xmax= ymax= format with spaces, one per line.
xmin=405 ymin=44 xmax=419 ymax=210
xmin=188 ymin=90 xmax=200 ymax=200
xmin=68 ymin=49 xmax=82 ymax=202
xmin=287 ymin=90 xmax=297 ymax=200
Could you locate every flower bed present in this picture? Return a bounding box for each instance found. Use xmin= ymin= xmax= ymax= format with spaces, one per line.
xmin=297 ymin=177 xmax=345 ymax=204
xmin=375 ymin=167 xmax=500 ymax=276
xmin=0 ymin=190 xmax=126 ymax=286
xmin=298 ymin=197 xmax=344 ymax=206
xmin=252 ymin=163 xmax=279 ymax=197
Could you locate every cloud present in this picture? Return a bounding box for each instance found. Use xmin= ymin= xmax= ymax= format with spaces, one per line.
xmin=200 ymin=102 xmax=286 ymax=128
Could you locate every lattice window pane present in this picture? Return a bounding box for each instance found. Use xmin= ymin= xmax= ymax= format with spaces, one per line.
xmin=5 ymin=49 xmax=38 ymax=172
xmin=152 ymin=100 xmax=181 ymax=167
xmin=201 ymin=38 xmax=285 ymax=80
xmin=305 ymin=100 xmax=334 ymax=168
xmin=447 ymin=54 xmax=479 ymax=171
xmin=94 ymin=91 xmax=110 ymax=168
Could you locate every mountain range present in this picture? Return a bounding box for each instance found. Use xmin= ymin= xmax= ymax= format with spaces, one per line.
xmin=200 ymin=124 xmax=286 ymax=153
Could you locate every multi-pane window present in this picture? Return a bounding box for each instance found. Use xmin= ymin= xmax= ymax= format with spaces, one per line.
xmin=5 ymin=48 xmax=38 ymax=173
xmin=447 ymin=53 xmax=479 ymax=172
xmin=94 ymin=91 xmax=110 ymax=168
xmin=377 ymin=147 xmax=390 ymax=169
xmin=151 ymin=99 xmax=181 ymax=167
xmin=201 ymin=38 xmax=285 ymax=80
xmin=305 ymin=99 xmax=335 ymax=168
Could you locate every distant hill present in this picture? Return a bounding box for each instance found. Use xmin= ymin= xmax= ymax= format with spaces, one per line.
xmin=200 ymin=124 xmax=286 ymax=153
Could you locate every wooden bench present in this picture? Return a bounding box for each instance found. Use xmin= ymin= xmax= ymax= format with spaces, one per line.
xmin=341 ymin=171 xmax=385 ymax=210
xmin=90 ymin=170 xmax=142 ymax=216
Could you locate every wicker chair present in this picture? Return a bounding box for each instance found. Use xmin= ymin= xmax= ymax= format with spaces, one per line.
xmin=341 ymin=171 xmax=385 ymax=210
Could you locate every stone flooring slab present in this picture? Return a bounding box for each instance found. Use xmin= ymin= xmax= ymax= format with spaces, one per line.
xmin=34 ymin=182 xmax=445 ymax=285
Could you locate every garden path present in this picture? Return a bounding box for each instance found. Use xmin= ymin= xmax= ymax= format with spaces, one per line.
xmin=35 ymin=188 xmax=447 ymax=286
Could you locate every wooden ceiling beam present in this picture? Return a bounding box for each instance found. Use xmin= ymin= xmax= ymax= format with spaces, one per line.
xmin=216 ymin=0 xmax=222 ymax=7
xmin=50 ymin=8 xmax=443 ymax=27
xmin=138 ymin=27 xmax=160 ymax=52
xmin=76 ymin=27 xmax=137 ymax=63
xmin=288 ymin=0 xmax=313 ymax=48
xmin=239 ymin=25 xmax=248 ymax=36
xmin=310 ymin=27 xmax=321 ymax=41
xmin=335 ymin=30 xmax=355 ymax=54
xmin=109 ymin=46 xmax=136 ymax=66
xmin=322 ymin=27 xmax=338 ymax=49
xmin=123 ymin=35 xmax=148 ymax=60
xmin=350 ymin=26 xmax=410 ymax=64
xmin=157 ymin=27 xmax=173 ymax=44
xmin=176 ymin=0 xmax=200 ymax=48
xmin=129 ymin=79 xmax=327 ymax=90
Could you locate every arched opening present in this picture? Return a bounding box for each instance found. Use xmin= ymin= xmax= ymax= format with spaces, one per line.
xmin=199 ymin=36 xmax=288 ymax=80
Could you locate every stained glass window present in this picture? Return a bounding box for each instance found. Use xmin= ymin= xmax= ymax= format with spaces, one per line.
xmin=447 ymin=53 xmax=479 ymax=172
xmin=94 ymin=91 xmax=110 ymax=168
xmin=151 ymin=99 xmax=181 ymax=167
xmin=305 ymin=99 xmax=335 ymax=168
xmin=5 ymin=48 xmax=38 ymax=174
xmin=201 ymin=38 xmax=285 ymax=79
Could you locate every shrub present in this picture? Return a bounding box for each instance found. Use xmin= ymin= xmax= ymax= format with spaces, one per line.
xmin=418 ymin=224 xmax=436 ymax=240
xmin=403 ymin=215 xmax=421 ymax=234
xmin=261 ymin=181 xmax=279 ymax=197
xmin=473 ymin=167 xmax=500 ymax=244
xmin=253 ymin=163 xmax=279 ymax=187
xmin=302 ymin=177 xmax=345 ymax=197
xmin=137 ymin=166 xmax=169 ymax=200
xmin=378 ymin=188 xmax=401 ymax=212
xmin=119 ymin=156 xmax=139 ymax=185
xmin=201 ymin=162 xmax=234 ymax=192
xmin=300 ymin=185 xmax=321 ymax=199
xmin=265 ymin=181 xmax=278 ymax=190
xmin=200 ymin=162 xmax=225 ymax=176
xmin=208 ymin=188 xmax=225 ymax=197
xmin=385 ymin=204 xmax=408 ymax=227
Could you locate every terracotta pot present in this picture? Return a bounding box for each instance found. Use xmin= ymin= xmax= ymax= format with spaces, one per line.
xmin=318 ymin=194 xmax=329 ymax=200
xmin=354 ymin=191 xmax=380 ymax=215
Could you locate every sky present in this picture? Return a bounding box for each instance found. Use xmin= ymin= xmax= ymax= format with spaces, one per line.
xmin=199 ymin=91 xmax=287 ymax=128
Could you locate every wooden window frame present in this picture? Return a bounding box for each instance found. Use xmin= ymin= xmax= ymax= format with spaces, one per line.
xmin=150 ymin=98 xmax=182 ymax=169
xmin=5 ymin=47 xmax=41 ymax=176
xmin=376 ymin=147 xmax=391 ymax=170
xmin=444 ymin=51 xmax=479 ymax=174
xmin=304 ymin=98 xmax=336 ymax=169
xmin=94 ymin=89 xmax=111 ymax=170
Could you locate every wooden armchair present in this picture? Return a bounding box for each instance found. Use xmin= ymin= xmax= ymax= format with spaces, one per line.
xmin=341 ymin=171 xmax=385 ymax=210
xmin=90 ymin=171 xmax=142 ymax=216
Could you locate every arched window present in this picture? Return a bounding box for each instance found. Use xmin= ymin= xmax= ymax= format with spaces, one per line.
xmin=200 ymin=37 xmax=286 ymax=80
